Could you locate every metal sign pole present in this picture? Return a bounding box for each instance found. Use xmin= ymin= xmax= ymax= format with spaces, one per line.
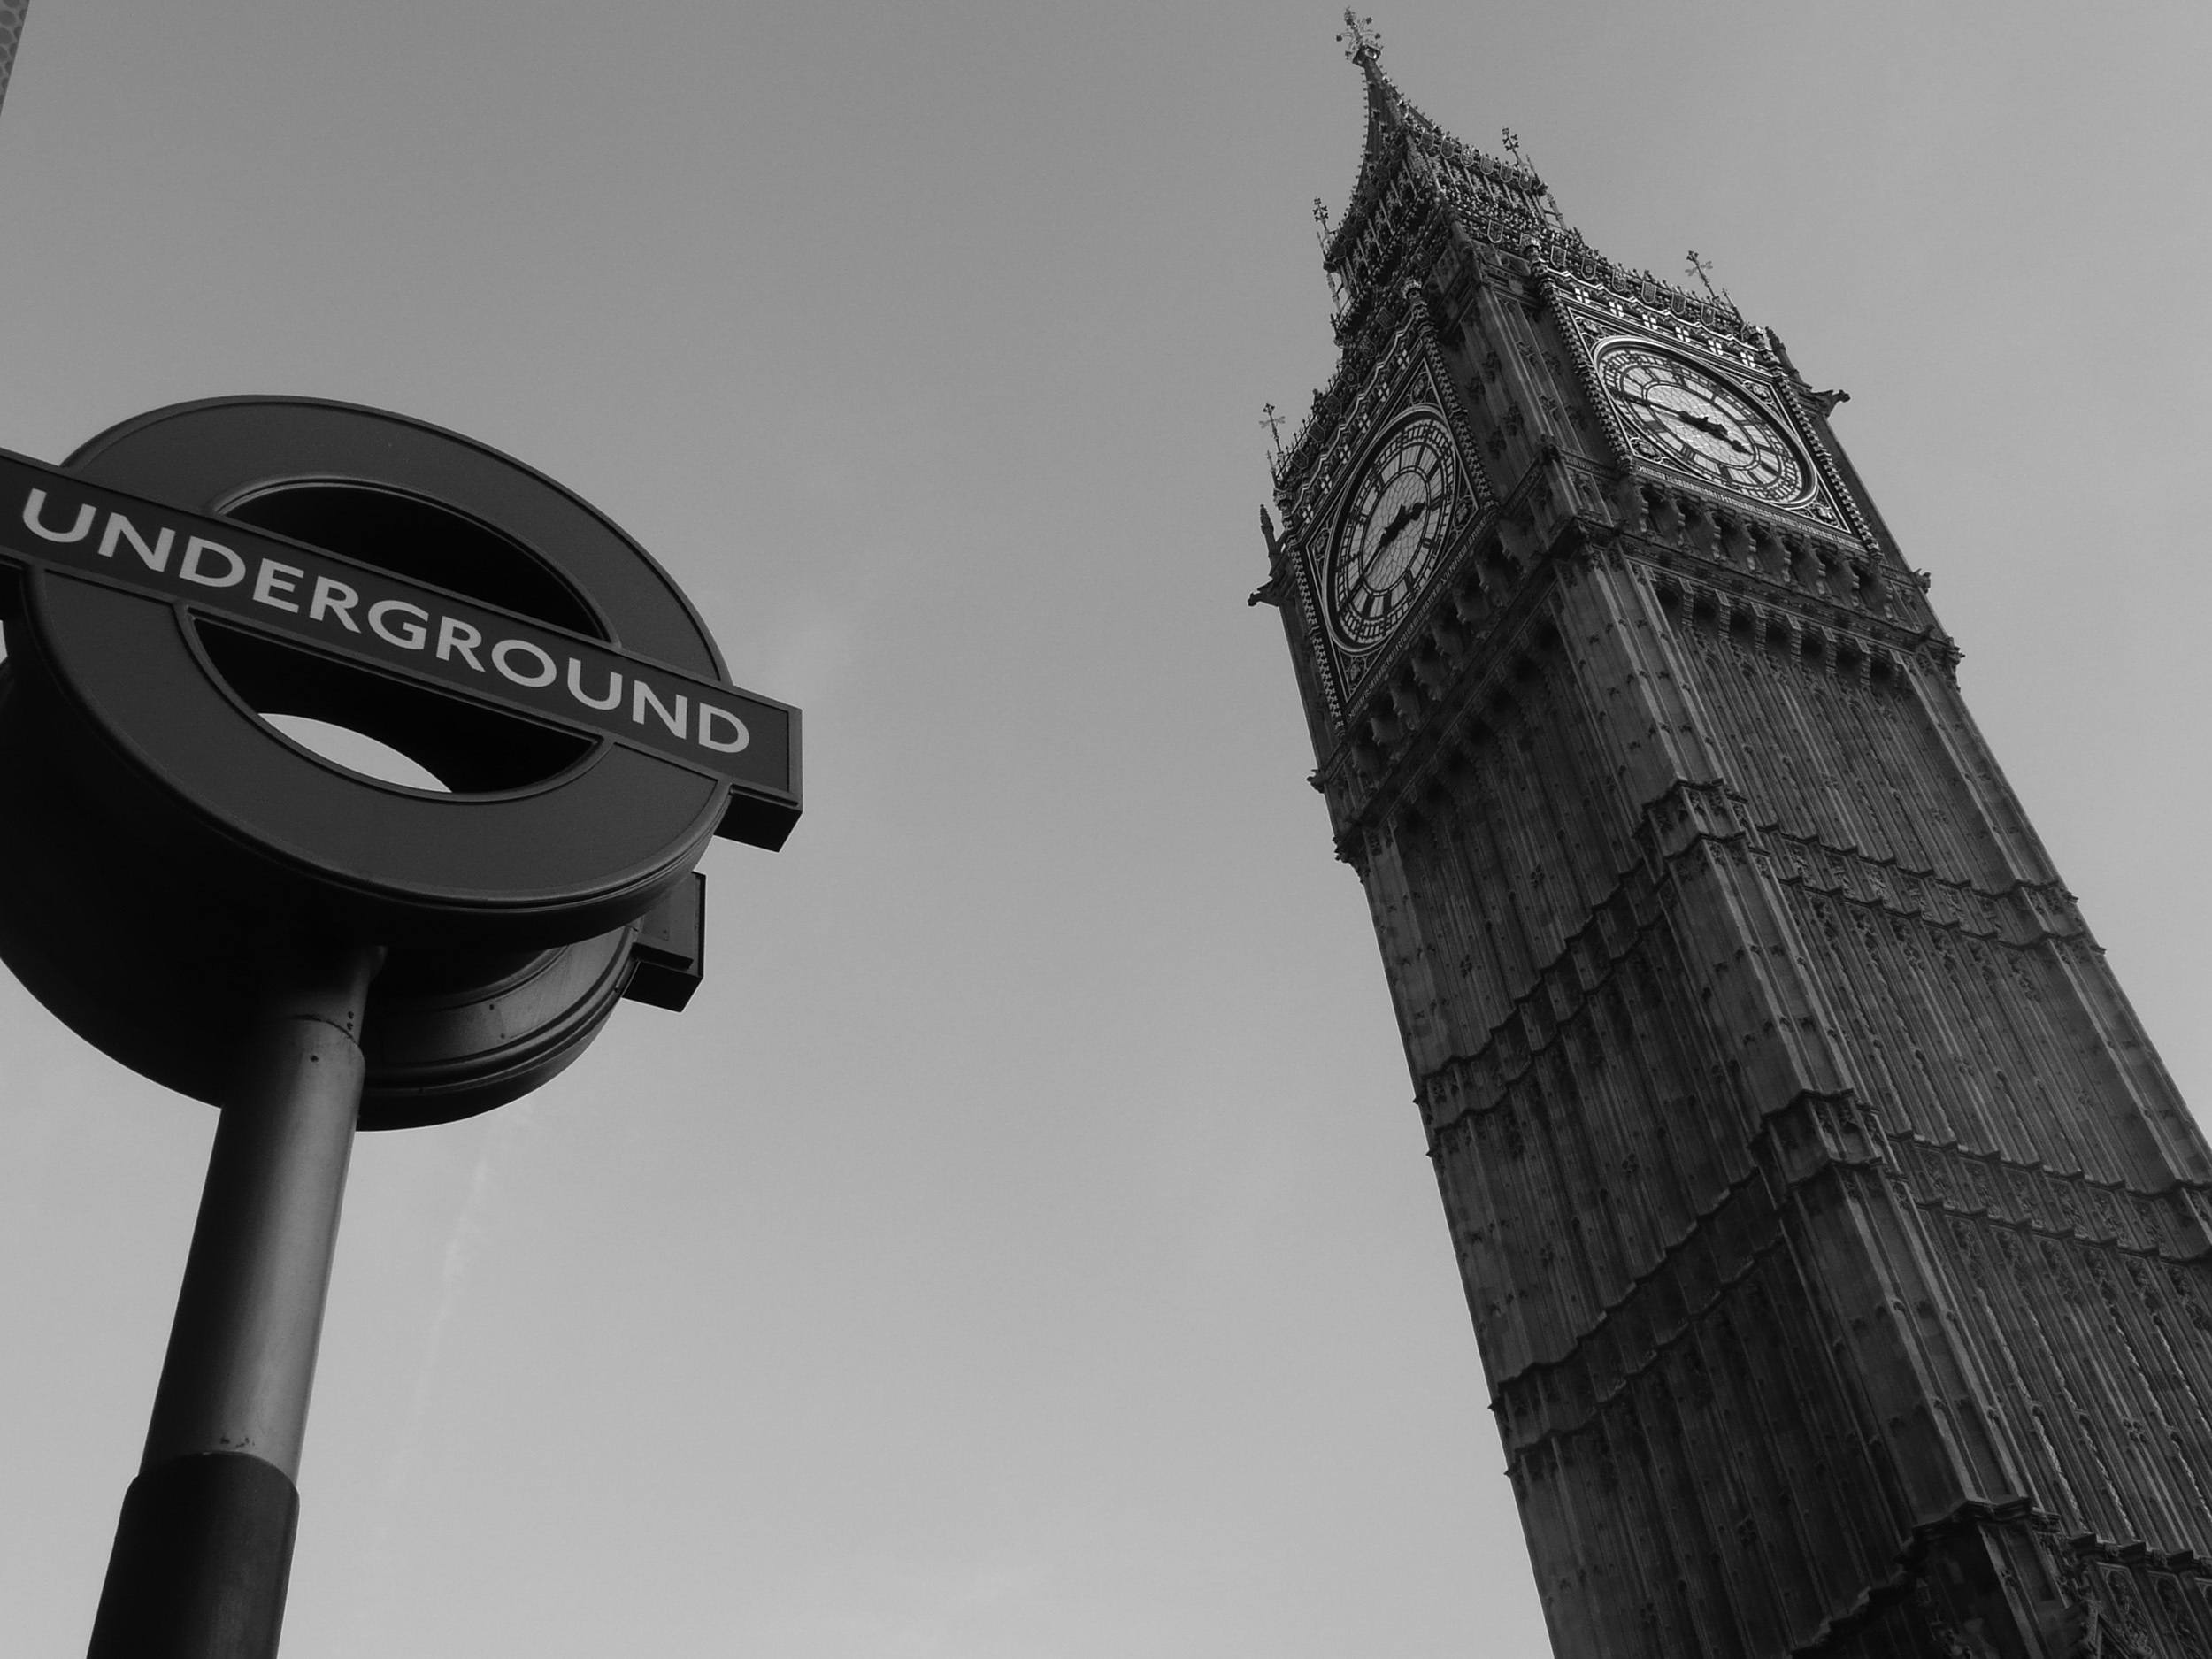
xmin=86 ymin=938 xmax=383 ymax=1659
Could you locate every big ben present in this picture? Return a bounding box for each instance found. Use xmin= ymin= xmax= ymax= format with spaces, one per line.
xmin=1259 ymin=16 xmax=2212 ymax=1657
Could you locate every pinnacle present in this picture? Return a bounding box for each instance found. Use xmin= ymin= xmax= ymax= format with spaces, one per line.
xmin=1324 ymin=12 xmax=1564 ymax=257
xmin=1337 ymin=9 xmax=1407 ymax=150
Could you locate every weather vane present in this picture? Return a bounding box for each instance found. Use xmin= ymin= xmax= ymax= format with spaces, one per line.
xmin=1686 ymin=250 xmax=1719 ymax=298
xmin=1502 ymin=127 xmax=1525 ymax=168
xmin=1338 ymin=11 xmax=1382 ymax=62
xmin=1262 ymin=403 xmax=1286 ymax=461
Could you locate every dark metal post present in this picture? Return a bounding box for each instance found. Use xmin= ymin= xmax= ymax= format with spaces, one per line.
xmin=87 ymin=939 xmax=382 ymax=1659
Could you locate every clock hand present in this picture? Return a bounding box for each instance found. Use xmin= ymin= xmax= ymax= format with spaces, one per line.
xmin=1373 ymin=498 xmax=1426 ymax=553
xmin=1678 ymin=412 xmax=1750 ymax=453
xmin=1640 ymin=396 xmax=1753 ymax=457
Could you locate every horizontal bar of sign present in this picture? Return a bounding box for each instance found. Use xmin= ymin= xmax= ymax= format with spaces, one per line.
xmin=0 ymin=452 xmax=798 ymax=816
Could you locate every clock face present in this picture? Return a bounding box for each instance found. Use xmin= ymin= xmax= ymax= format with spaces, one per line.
xmin=1328 ymin=412 xmax=1462 ymax=651
xmin=1600 ymin=346 xmax=1811 ymax=505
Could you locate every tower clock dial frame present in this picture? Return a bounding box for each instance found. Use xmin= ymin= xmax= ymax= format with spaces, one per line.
xmin=1325 ymin=408 xmax=1469 ymax=654
xmin=1596 ymin=343 xmax=1812 ymax=507
xmin=1545 ymin=274 xmax=1868 ymax=541
xmin=1273 ymin=305 xmax=1494 ymax=735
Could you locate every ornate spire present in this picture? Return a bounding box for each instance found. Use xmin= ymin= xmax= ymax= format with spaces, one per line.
xmin=1319 ymin=12 xmax=1559 ymax=296
xmin=1337 ymin=9 xmax=1409 ymax=159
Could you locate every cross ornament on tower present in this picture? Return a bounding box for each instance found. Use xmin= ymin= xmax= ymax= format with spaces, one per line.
xmin=1338 ymin=11 xmax=1382 ymax=64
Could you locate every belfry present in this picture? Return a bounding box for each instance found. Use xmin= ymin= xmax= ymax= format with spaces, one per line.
xmin=1257 ymin=16 xmax=2212 ymax=1657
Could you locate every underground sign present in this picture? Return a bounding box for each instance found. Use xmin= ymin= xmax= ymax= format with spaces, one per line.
xmin=0 ymin=396 xmax=801 ymax=1125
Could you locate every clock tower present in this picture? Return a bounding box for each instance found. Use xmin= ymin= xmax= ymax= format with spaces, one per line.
xmin=1260 ymin=18 xmax=2212 ymax=1658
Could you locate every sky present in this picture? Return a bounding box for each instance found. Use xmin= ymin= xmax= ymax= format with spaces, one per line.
xmin=0 ymin=4 xmax=2207 ymax=1655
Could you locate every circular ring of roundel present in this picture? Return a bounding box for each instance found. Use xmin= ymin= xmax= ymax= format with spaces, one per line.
xmin=0 ymin=397 xmax=737 ymax=1125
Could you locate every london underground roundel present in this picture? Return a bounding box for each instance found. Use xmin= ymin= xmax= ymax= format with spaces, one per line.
xmin=0 ymin=397 xmax=802 ymax=1125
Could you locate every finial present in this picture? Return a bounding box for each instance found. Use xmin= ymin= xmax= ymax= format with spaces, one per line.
xmin=1500 ymin=128 xmax=1566 ymax=226
xmin=1685 ymin=250 xmax=1736 ymax=309
xmin=1338 ymin=10 xmax=1383 ymax=65
xmin=1313 ymin=198 xmax=1345 ymax=310
xmin=1262 ymin=403 xmax=1287 ymax=462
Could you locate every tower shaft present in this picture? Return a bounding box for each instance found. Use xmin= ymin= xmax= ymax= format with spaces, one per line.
xmin=1263 ymin=25 xmax=2212 ymax=1657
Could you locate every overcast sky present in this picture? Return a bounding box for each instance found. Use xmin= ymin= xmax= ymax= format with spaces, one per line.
xmin=0 ymin=4 xmax=2207 ymax=1655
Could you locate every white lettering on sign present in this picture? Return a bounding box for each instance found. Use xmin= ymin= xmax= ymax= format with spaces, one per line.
xmin=368 ymin=600 xmax=429 ymax=649
xmin=100 ymin=513 xmax=175 ymax=572
xmin=309 ymin=576 xmax=361 ymax=632
xmin=566 ymin=658 xmax=621 ymax=710
xmin=696 ymin=705 xmax=749 ymax=753
xmin=24 ymin=490 xmax=96 ymax=543
xmin=633 ymin=681 xmax=687 ymax=739
xmin=180 ymin=538 xmax=246 ymax=588
xmin=252 ymin=558 xmax=304 ymax=613
xmin=492 ymin=639 xmax=557 ymax=687
xmin=436 ymin=617 xmax=484 ymax=670
xmin=3 ymin=473 xmax=788 ymax=798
